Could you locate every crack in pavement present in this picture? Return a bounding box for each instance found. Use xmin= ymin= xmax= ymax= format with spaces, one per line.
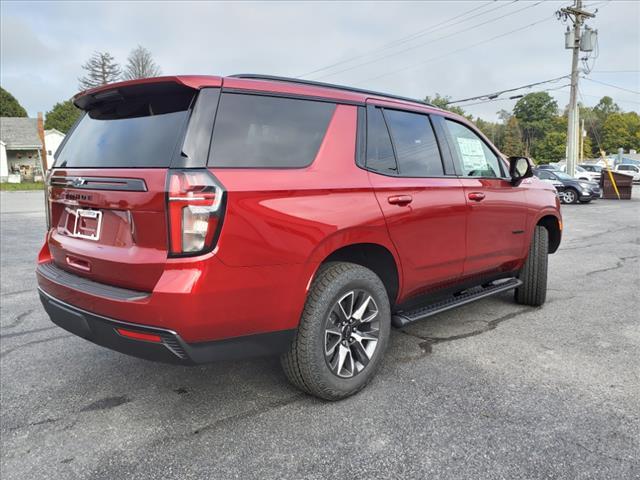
xmin=585 ymin=254 xmax=640 ymax=277
xmin=0 ymin=334 xmax=72 ymax=359
xmin=399 ymin=307 xmax=534 ymax=355
xmin=192 ymin=394 xmax=306 ymax=436
xmin=1 ymin=326 xmax=58 ymax=339
xmin=1 ymin=288 xmax=33 ymax=299
xmin=1 ymin=309 xmax=34 ymax=330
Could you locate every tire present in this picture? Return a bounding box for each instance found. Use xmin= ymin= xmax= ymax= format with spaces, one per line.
xmin=281 ymin=262 xmax=391 ymax=400
xmin=563 ymin=188 xmax=579 ymax=204
xmin=515 ymin=226 xmax=548 ymax=307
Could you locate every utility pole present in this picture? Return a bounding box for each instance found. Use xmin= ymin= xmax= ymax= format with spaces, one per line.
xmin=557 ymin=0 xmax=596 ymax=177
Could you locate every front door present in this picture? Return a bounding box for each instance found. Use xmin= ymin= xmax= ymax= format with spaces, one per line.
xmin=442 ymin=119 xmax=528 ymax=277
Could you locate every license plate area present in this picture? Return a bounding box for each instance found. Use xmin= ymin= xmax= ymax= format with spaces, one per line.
xmin=66 ymin=208 xmax=103 ymax=241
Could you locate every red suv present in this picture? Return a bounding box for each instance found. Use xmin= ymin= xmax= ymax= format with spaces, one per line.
xmin=37 ymin=74 xmax=562 ymax=399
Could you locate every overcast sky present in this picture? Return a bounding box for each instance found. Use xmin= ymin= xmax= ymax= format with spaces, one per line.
xmin=1 ymin=0 xmax=638 ymax=121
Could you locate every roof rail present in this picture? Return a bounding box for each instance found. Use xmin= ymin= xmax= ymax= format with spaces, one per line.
xmin=229 ymin=74 xmax=434 ymax=107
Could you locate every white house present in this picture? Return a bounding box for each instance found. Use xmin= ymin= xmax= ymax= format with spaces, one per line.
xmin=44 ymin=129 xmax=65 ymax=163
xmin=0 ymin=117 xmax=44 ymax=182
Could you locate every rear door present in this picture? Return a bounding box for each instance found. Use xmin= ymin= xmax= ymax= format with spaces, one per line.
xmin=365 ymin=104 xmax=467 ymax=299
xmin=46 ymin=82 xmax=218 ymax=291
xmin=441 ymin=118 xmax=528 ymax=277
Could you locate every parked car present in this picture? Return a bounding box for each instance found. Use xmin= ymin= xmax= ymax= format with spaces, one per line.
xmin=534 ymin=168 xmax=600 ymax=204
xmin=36 ymin=74 xmax=562 ymax=400
xmin=579 ymin=163 xmax=603 ymax=174
xmin=614 ymin=164 xmax=640 ymax=182
xmin=561 ymin=164 xmax=600 ymax=183
xmin=536 ymin=164 xmax=560 ymax=171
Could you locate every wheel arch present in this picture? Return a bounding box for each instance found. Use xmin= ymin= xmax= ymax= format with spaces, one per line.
xmin=319 ymin=243 xmax=401 ymax=304
xmin=536 ymin=214 xmax=562 ymax=253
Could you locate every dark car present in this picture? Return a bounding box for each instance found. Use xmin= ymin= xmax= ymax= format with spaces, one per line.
xmin=37 ymin=74 xmax=562 ymax=400
xmin=534 ymin=168 xmax=600 ymax=204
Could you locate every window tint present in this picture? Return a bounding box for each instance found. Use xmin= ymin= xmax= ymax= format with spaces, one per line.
xmin=55 ymin=89 xmax=194 ymax=168
xmin=209 ymin=94 xmax=335 ymax=168
xmin=384 ymin=109 xmax=443 ymax=176
xmin=445 ymin=120 xmax=502 ymax=178
xmin=366 ymin=108 xmax=397 ymax=173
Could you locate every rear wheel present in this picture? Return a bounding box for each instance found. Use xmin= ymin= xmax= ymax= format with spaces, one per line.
xmin=281 ymin=262 xmax=391 ymax=400
xmin=515 ymin=226 xmax=548 ymax=306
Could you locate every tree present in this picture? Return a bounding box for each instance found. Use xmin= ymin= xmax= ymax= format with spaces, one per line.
xmin=0 ymin=87 xmax=28 ymax=117
xmin=123 ymin=45 xmax=162 ymax=80
xmin=78 ymin=51 xmax=121 ymax=90
xmin=513 ymin=92 xmax=558 ymax=157
xmin=501 ymin=116 xmax=525 ymax=157
xmin=602 ymin=112 xmax=640 ymax=153
xmin=424 ymin=93 xmax=470 ymax=118
xmin=45 ymin=100 xmax=81 ymax=133
xmin=593 ymin=96 xmax=620 ymax=118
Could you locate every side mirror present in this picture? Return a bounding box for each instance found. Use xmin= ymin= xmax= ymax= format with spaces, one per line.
xmin=508 ymin=156 xmax=533 ymax=186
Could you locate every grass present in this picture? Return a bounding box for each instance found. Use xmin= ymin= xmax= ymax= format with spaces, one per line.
xmin=0 ymin=182 xmax=45 ymax=191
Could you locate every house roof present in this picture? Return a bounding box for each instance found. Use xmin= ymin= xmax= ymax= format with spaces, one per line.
xmin=45 ymin=128 xmax=65 ymax=137
xmin=0 ymin=117 xmax=42 ymax=150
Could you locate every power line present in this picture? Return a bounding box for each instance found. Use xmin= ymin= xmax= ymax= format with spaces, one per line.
xmin=447 ymin=76 xmax=570 ymax=104
xmin=581 ymin=76 xmax=640 ymax=95
xmin=310 ymin=0 xmax=546 ymax=81
xmin=297 ymin=0 xmax=499 ymax=78
xmin=460 ymin=83 xmax=572 ymax=107
xmin=355 ymin=14 xmax=555 ymax=85
xmin=591 ymin=70 xmax=640 ymax=73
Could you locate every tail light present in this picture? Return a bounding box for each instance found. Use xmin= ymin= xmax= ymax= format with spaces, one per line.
xmin=167 ymin=169 xmax=225 ymax=256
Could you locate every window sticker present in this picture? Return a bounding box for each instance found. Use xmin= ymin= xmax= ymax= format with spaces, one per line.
xmin=457 ymin=137 xmax=487 ymax=172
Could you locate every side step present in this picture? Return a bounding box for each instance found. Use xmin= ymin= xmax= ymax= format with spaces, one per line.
xmin=392 ymin=278 xmax=523 ymax=328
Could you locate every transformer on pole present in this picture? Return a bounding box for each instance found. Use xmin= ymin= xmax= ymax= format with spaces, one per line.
xmin=556 ymin=0 xmax=597 ymax=177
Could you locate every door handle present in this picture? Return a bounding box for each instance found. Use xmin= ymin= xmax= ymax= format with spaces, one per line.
xmin=387 ymin=195 xmax=413 ymax=206
xmin=468 ymin=192 xmax=486 ymax=202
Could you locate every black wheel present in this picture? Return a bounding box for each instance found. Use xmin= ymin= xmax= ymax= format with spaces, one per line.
xmin=515 ymin=226 xmax=548 ymax=307
xmin=563 ymin=188 xmax=579 ymax=204
xmin=281 ymin=262 xmax=391 ymax=400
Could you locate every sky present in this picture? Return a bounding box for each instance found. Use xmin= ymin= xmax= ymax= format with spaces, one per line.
xmin=1 ymin=0 xmax=638 ymax=121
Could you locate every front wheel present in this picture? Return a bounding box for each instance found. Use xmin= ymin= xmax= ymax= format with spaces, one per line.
xmin=281 ymin=262 xmax=391 ymax=400
xmin=563 ymin=188 xmax=579 ymax=204
xmin=515 ymin=226 xmax=548 ymax=306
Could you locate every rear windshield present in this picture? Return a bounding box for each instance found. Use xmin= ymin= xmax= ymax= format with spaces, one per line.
xmin=208 ymin=93 xmax=336 ymax=168
xmin=55 ymin=86 xmax=194 ymax=168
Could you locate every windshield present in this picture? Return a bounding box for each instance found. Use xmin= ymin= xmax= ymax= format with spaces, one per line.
xmin=55 ymin=88 xmax=194 ymax=168
xmin=555 ymin=172 xmax=575 ymax=181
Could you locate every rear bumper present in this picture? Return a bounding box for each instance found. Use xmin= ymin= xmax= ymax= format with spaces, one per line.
xmin=39 ymin=288 xmax=295 ymax=365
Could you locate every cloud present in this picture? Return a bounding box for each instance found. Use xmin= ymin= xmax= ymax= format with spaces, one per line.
xmin=1 ymin=0 xmax=638 ymax=118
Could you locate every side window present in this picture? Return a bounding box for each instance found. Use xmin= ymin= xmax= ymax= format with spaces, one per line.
xmin=445 ymin=120 xmax=503 ymax=178
xmin=209 ymin=93 xmax=335 ymax=168
xmin=384 ymin=109 xmax=444 ymax=177
xmin=366 ymin=107 xmax=397 ymax=173
xmin=537 ymin=170 xmax=555 ymax=180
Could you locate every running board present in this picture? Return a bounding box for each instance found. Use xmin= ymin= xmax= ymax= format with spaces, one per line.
xmin=392 ymin=278 xmax=523 ymax=328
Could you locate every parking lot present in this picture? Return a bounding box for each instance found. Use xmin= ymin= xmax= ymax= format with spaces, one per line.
xmin=1 ymin=190 xmax=638 ymax=479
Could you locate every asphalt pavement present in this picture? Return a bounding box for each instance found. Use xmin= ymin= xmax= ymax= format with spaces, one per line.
xmin=1 ymin=189 xmax=639 ymax=479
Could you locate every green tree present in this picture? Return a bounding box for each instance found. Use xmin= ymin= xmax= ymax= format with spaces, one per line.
xmin=45 ymin=100 xmax=81 ymax=133
xmin=0 ymin=87 xmax=28 ymax=117
xmin=602 ymin=112 xmax=640 ymax=153
xmin=501 ymin=116 xmax=525 ymax=157
xmin=78 ymin=51 xmax=121 ymax=90
xmin=424 ymin=93 xmax=470 ymax=118
xmin=513 ymin=92 xmax=558 ymax=156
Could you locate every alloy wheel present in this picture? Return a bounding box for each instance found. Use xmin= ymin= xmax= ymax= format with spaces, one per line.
xmin=324 ymin=290 xmax=380 ymax=378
